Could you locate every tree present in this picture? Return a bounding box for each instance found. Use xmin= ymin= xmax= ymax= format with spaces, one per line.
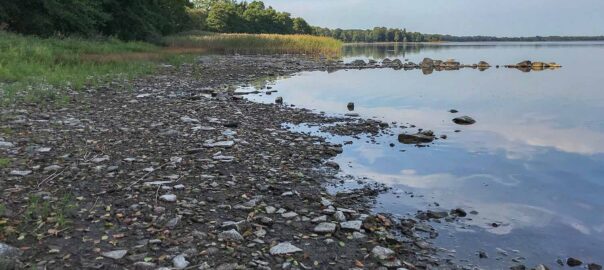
xmin=292 ymin=18 xmax=311 ymax=34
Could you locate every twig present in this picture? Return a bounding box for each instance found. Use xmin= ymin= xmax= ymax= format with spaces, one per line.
xmin=37 ymin=169 xmax=66 ymax=188
xmin=125 ymin=162 xmax=170 ymax=190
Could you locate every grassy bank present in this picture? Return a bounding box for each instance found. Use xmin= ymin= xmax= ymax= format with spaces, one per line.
xmin=0 ymin=32 xmax=198 ymax=104
xmin=163 ymin=31 xmax=342 ymax=56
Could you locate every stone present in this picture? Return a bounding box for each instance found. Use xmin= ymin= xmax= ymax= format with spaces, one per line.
xmin=275 ymin=97 xmax=283 ymax=104
xmin=172 ymin=254 xmax=189 ymax=269
xmin=9 ymin=170 xmax=31 ymax=177
xmin=347 ymin=102 xmax=355 ymax=111
xmin=43 ymin=165 xmax=62 ymax=172
xmin=180 ymin=116 xmax=199 ymax=123
xmin=450 ymin=208 xmax=467 ymax=217
xmin=453 ymin=116 xmax=476 ymax=125
xmin=340 ymin=220 xmax=362 ymax=231
xmin=371 ymin=246 xmax=395 ymax=260
xmin=534 ymin=264 xmax=550 ymax=270
xmin=313 ymin=222 xmax=337 ymax=233
xmin=218 ymin=229 xmax=244 ymax=241
xmin=567 ymin=257 xmax=582 ymax=267
xmin=333 ymin=211 xmax=346 ymax=222
xmin=203 ymin=141 xmax=235 ymax=148
xmin=101 ymin=250 xmax=128 ymax=260
xmin=0 ymin=142 xmax=14 ymax=148
xmin=269 ymin=242 xmax=303 ymax=255
xmin=311 ymin=215 xmax=327 ymax=223
xmin=281 ymin=212 xmax=298 ymax=218
xmin=159 ymin=194 xmax=177 ymax=202
xmin=398 ymin=130 xmax=435 ymax=144
xmin=133 ymin=262 xmax=157 ymax=270
xmin=588 ymin=263 xmax=603 ymax=270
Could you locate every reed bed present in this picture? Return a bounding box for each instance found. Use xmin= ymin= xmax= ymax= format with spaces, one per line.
xmin=163 ymin=32 xmax=342 ymax=56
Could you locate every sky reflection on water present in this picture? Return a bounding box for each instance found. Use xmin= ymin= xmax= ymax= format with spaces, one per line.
xmin=238 ymin=42 xmax=604 ymax=267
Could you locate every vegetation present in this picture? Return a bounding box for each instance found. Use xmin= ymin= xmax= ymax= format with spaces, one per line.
xmin=0 ymin=31 xmax=195 ymax=104
xmin=164 ymin=31 xmax=341 ymax=55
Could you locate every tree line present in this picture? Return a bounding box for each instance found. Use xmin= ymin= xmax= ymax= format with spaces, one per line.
xmin=1 ymin=0 xmax=602 ymax=43
xmin=0 ymin=0 xmax=312 ymax=41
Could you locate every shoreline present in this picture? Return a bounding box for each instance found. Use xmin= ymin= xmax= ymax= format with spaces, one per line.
xmin=0 ymin=55 xmax=454 ymax=269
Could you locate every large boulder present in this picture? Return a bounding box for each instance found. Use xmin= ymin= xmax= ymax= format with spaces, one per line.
xmin=350 ymin=59 xmax=367 ymax=66
xmin=516 ymin=60 xmax=532 ymax=68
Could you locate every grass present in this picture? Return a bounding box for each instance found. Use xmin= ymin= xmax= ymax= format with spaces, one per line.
xmin=0 ymin=157 xmax=11 ymax=168
xmin=163 ymin=31 xmax=342 ymax=56
xmin=0 ymin=31 xmax=199 ymax=104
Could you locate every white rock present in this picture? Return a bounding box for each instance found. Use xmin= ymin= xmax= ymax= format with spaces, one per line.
xmin=172 ymin=254 xmax=189 ymax=269
xmin=269 ymin=242 xmax=303 ymax=255
xmin=102 ymin=250 xmax=128 ymax=260
xmin=43 ymin=165 xmax=62 ymax=172
xmin=265 ymin=206 xmax=276 ymax=214
xmin=204 ymin=141 xmax=235 ymax=148
xmin=333 ymin=211 xmax=346 ymax=222
xmin=173 ymin=184 xmax=185 ymax=190
xmin=10 ymin=170 xmax=32 ymax=177
xmin=281 ymin=212 xmax=298 ymax=218
xmin=159 ymin=194 xmax=177 ymax=202
xmin=180 ymin=116 xmax=200 ymax=124
xmin=36 ymin=147 xmax=52 ymax=153
xmin=320 ymin=197 xmax=332 ymax=207
xmin=311 ymin=215 xmax=327 ymax=223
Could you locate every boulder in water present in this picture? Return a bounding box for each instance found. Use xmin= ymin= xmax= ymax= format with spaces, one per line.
xmin=453 ymin=116 xmax=476 ymax=125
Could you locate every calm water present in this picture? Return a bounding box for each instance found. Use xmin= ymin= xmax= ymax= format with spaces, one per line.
xmin=238 ymin=42 xmax=604 ymax=268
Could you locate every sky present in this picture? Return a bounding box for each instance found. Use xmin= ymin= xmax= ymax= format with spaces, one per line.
xmin=261 ymin=0 xmax=604 ymax=37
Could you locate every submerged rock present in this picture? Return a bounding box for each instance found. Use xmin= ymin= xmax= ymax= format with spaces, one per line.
xmin=101 ymin=250 xmax=128 ymax=260
xmin=567 ymin=257 xmax=583 ymax=267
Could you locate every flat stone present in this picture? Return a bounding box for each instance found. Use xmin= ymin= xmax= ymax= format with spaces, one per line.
xmin=144 ymin=181 xmax=173 ymax=187
xmin=133 ymin=262 xmax=157 ymax=270
xmin=311 ymin=215 xmax=327 ymax=223
xmin=218 ymin=229 xmax=244 ymax=241
xmin=281 ymin=212 xmax=298 ymax=218
xmin=43 ymin=165 xmax=62 ymax=172
xmin=101 ymin=250 xmax=128 ymax=260
xmin=269 ymin=242 xmax=303 ymax=255
xmin=333 ymin=211 xmax=346 ymax=222
xmin=203 ymin=141 xmax=235 ymax=148
xmin=9 ymin=170 xmax=31 ymax=177
xmin=340 ymin=220 xmax=362 ymax=231
xmin=180 ymin=116 xmax=200 ymax=123
xmin=452 ymin=116 xmax=476 ymax=125
xmin=159 ymin=194 xmax=177 ymax=202
xmin=0 ymin=142 xmax=14 ymax=148
xmin=313 ymin=222 xmax=337 ymax=233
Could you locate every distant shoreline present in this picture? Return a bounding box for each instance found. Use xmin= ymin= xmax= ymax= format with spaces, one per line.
xmin=343 ymin=40 xmax=604 ymax=45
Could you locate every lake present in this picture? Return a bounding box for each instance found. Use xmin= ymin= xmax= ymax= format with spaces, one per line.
xmin=237 ymin=42 xmax=604 ymax=268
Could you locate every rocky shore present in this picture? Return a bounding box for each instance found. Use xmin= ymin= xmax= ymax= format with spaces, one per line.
xmin=0 ymin=55 xmax=459 ymax=269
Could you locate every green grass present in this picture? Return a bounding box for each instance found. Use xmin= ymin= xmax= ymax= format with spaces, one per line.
xmin=0 ymin=157 xmax=11 ymax=168
xmin=163 ymin=31 xmax=342 ymax=56
xmin=0 ymin=31 xmax=197 ymax=104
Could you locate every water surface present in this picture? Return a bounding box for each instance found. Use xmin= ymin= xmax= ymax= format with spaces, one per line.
xmin=238 ymin=42 xmax=604 ymax=268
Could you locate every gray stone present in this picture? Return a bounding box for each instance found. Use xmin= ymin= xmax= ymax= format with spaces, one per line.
xmin=43 ymin=165 xmax=62 ymax=172
xmin=340 ymin=220 xmax=362 ymax=231
xmin=269 ymin=242 xmax=303 ymax=255
xmin=333 ymin=211 xmax=346 ymax=222
xmin=0 ymin=142 xmax=14 ymax=148
xmin=311 ymin=215 xmax=327 ymax=223
xmin=203 ymin=141 xmax=235 ymax=148
xmin=218 ymin=229 xmax=244 ymax=241
xmin=452 ymin=116 xmax=476 ymax=125
xmin=313 ymin=222 xmax=337 ymax=233
xmin=371 ymin=246 xmax=395 ymax=260
xmin=133 ymin=262 xmax=157 ymax=270
xmin=101 ymin=250 xmax=128 ymax=260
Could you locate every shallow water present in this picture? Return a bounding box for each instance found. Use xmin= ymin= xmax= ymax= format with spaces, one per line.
xmin=238 ymin=42 xmax=604 ymax=268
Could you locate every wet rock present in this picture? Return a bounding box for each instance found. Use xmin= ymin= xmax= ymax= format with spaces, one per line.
xmin=218 ymin=229 xmax=244 ymax=241
xmin=351 ymin=59 xmax=367 ymax=66
xmin=588 ymin=263 xmax=603 ymax=270
xmin=398 ymin=130 xmax=435 ymax=144
xmin=452 ymin=116 xmax=476 ymax=125
xmin=449 ymin=109 xmax=459 ymax=113
xmin=101 ymin=250 xmax=128 ymax=260
xmin=275 ymin=97 xmax=283 ymax=104
xmin=510 ymin=265 xmax=526 ymax=270
xmin=345 ymin=113 xmax=360 ymax=117
xmin=567 ymin=257 xmax=583 ymax=267
xmin=534 ymin=264 xmax=550 ymax=270
xmin=325 ymin=161 xmax=340 ymax=170
xmin=347 ymin=102 xmax=355 ymax=111
xmin=479 ymin=251 xmax=488 ymax=259
xmin=172 ymin=254 xmax=189 ymax=269
xmin=269 ymin=242 xmax=303 ymax=255
xmin=313 ymin=222 xmax=337 ymax=233
xmin=420 ymin=58 xmax=434 ymax=68
xmin=450 ymin=208 xmax=467 ymax=217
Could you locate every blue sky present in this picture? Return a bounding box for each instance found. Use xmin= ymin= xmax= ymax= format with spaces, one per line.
xmin=261 ymin=0 xmax=604 ymax=36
